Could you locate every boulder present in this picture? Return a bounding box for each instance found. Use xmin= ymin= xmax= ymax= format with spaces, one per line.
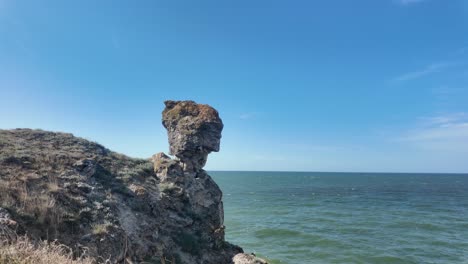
xmin=233 ymin=253 xmax=269 ymax=264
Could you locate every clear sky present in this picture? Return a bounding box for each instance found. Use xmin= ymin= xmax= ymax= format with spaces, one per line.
xmin=1 ymin=0 xmax=467 ymax=173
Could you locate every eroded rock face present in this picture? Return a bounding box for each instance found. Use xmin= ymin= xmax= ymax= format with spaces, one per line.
xmin=154 ymin=100 xmax=230 ymax=257
xmin=0 ymin=101 xmax=267 ymax=264
xmin=162 ymin=100 xmax=223 ymax=172
xmin=155 ymin=100 xmax=267 ymax=263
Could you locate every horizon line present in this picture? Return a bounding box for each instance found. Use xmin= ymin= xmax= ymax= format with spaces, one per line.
xmin=207 ymin=170 xmax=468 ymax=175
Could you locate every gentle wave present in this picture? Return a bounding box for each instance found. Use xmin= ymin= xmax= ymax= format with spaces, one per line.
xmin=212 ymin=171 xmax=468 ymax=264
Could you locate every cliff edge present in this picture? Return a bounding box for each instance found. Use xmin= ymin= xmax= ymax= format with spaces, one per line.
xmin=0 ymin=100 xmax=267 ymax=264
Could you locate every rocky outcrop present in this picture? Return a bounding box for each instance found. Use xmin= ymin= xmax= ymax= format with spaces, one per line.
xmin=0 ymin=100 xmax=266 ymax=264
xmin=162 ymin=100 xmax=223 ymax=173
xmin=154 ymin=101 xmax=234 ymax=261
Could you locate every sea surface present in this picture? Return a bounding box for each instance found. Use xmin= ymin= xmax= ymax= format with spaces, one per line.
xmin=210 ymin=171 xmax=468 ymax=264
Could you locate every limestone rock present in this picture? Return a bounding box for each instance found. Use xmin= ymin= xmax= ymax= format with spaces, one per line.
xmin=152 ymin=152 xmax=184 ymax=183
xmin=156 ymin=100 xmax=233 ymax=255
xmin=0 ymin=100 xmax=251 ymax=264
xmin=233 ymin=253 xmax=269 ymax=264
xmin=162 ymin=100 xmax=223 ymax=172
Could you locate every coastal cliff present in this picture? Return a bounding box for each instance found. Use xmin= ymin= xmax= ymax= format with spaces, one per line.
xmin=0 ymin=101 xmax=266 ymax=264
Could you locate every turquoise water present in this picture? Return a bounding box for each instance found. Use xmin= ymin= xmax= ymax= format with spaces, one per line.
xmin=210 ymin=171 xmax=468 ymax=264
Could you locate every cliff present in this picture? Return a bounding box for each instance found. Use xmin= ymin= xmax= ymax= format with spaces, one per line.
xmin=0 ymin=101 xmax=267 ymax=264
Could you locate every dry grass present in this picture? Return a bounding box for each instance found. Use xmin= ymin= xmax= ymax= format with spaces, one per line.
xmin=0 ymin=237 xmax=95 ymax=264
xmin=91 ymin=222 xmax=112 ymax=236
xmin=0 ymin=180 xmax=59 ymax=225
xmin=0 ymin=129 xmax=155 ymax=262
xmin=0 ymin=129 xmax=142 ymax=235
xmin=46 ymin=176 xmax=60 ymax=193
xmin=0 ymin=181 xmax=17 ymax=209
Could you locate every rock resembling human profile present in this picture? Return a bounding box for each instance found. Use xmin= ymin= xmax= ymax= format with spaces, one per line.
xmin=154 ymin=100 xmax=228 ymax=252
xmin=157 ymin=100 xmax=267 ymax=264
xmin=162 ymin=100 xmax=223 ymax=173
xmin=0 ymin=100 xmax=267 ymax=264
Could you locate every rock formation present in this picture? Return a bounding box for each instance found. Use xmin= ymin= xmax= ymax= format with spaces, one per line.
xmin=0 ymin=100 xmax=266 ymax=264
xmin=233 ymin=253 xmax=269 ymax=264
xmin=161 ymin=100 xmax=223 ymax=173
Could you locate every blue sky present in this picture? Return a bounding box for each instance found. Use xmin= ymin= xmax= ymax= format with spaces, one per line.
xmin=1 ymin=0 xmax=467 ymax=173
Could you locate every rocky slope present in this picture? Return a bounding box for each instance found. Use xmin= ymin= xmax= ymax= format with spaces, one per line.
xmin=0 ymin=100 xmax=267 ymax=264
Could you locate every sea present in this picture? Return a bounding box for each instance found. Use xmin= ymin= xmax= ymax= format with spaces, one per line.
xmin=210 ymin=171 xmax=468 ymax=264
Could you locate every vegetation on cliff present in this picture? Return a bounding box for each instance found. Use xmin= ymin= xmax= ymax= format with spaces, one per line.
xmin=0 ymin=237 xmax=94 ymax=264
xmin=0 ymin=101 xmax=267 ymax=264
